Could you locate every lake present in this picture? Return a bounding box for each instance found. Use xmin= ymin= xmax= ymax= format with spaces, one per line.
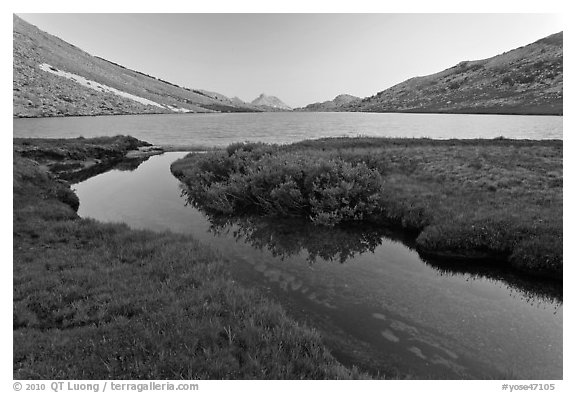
xmin=73 ymin=152 xmax=562 ymax=379
xmin=13 ymin=112 xmax=563 ymax=146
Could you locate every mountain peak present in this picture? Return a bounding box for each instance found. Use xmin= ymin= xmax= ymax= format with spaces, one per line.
xmin=251 ymin=94 xmax=292 ymax=111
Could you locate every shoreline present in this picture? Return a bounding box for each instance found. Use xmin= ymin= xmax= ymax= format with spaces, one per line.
xmin=13 ymin=110 xmax=564 ymax=120
xmin=172 ymin=137 xmax=562 ymax=281
xmin=13 ymin=135 xmax=369 ymax=379
xmin=13 ymin=135 xmax=563 ymax=282
xmin=13 ymin=135 xmax=562 ymax=379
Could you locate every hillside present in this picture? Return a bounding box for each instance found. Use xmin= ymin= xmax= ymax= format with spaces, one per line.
xmin=13 ymin=15 xmax=262 ymax=118
xmin=343 ymin=32 xmax=563 ymax=115
xmin=229 ymin=96 xmax=266 ymax=111
xmin=296 ymin=94 xmax=361 ymax=112
xmin=251 ymin=93 xmax=292 ymax=111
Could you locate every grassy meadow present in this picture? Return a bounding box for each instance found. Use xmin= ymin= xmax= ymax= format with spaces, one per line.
xmin=171 ymin=137 xmax=562 ymax=279
xmin=13 ymin=138 xmax=366 ymax=379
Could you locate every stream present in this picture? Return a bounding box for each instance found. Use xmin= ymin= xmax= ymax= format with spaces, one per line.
xmin=74 ymin=152 xmax=562 ymax=379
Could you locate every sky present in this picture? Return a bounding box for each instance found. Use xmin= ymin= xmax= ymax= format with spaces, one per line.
xmin=17 ymin=13 xmax=563 ymax=108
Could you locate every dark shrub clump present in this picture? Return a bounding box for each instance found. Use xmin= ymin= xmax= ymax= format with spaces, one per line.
xmin=175 ymin=143 xmax=384 ymax=226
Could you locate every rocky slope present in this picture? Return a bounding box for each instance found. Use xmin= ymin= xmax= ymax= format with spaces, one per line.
xmin=251 ymin=93 xmax=292 ymax=111
xmin=296 ymin=94 xmax=361 ymax=112
xmin=13 ymin=15 xmax=262 ymax=118
xmin=344 ymin=32 xmax=562 ymax=115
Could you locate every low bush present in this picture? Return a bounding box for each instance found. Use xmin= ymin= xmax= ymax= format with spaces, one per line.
xmin=176 ymin=143 xmax=384 ymax=226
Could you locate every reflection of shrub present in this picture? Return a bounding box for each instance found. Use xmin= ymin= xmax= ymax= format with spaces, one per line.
xmin=208 ymin=216 xmax=386 ymax=263
xmin=176 ymin=143 xmax=383 ymax=226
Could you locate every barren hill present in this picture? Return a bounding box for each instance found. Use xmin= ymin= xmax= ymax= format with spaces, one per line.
xmin=344 ymin=32 xmax=562 ymax=115
xmin=13 ymin=15 xmax=261 ymax=117
xmin=297 ymin=94 xmax=361 ymax=112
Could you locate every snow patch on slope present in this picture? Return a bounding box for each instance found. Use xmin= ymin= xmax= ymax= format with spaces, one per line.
xmin=39 ymin=63 xmax=191 ymax=112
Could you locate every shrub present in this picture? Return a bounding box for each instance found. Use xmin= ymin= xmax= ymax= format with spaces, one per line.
xmin=176 ymin=144 xmax=384 ymax=226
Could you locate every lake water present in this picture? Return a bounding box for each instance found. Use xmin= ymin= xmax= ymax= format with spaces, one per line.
xmin=13 ymin=112 xmax=563 ymax=146
xmin=74 ymin=152 xmax=562 ymax=379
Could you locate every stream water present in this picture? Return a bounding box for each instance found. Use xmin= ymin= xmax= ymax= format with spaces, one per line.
xmin=73 ymin=152 xmax=562 ymax=379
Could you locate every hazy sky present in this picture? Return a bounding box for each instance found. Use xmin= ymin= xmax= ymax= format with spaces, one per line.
xmin=18 ymin=13 xmax=563 ymax=107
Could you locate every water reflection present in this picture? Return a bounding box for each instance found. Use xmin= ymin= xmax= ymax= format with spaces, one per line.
xmin=207 ymin=215 xmax=391 ymax=264
xmin=421 ymin=257 xmax=562 ymax=306
xmin=61 ymin=156 xmax=151 ymax=184
xmin=73 ymin=152 xmax=562 ymax=379
xmin=181 ymin=185 xmax=562 ymax=306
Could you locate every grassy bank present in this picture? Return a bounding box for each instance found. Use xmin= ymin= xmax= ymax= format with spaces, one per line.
xmin=13 ymin=137 xmax=366 ymax=379
xmin=171 ymin=137 xmax=562 ymax=279
xmin=13 ymin=135 xmax=163 ymax=182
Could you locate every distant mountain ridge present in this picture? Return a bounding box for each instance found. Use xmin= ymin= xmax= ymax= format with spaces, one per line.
xmin=251 ymin=93 xmax=292 ymax=111
xmin=13 ymin=15 xmax=263 ymax=117
xmin=296 ymin=94 xmax=361 ymax=112
xmin=13 ymin=14 xmax=562 ymax=118
xmin=302 ymin=32 xmax=563 ymax=115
